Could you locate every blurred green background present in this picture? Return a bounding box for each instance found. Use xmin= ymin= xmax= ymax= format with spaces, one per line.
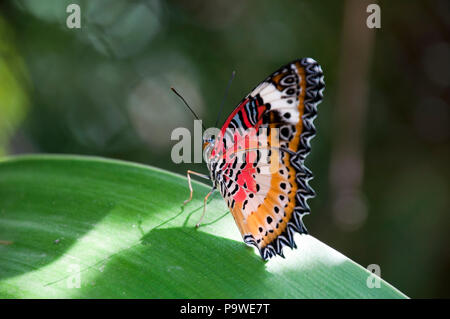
xmin=0 ymin=0 xmax=448 ymax=298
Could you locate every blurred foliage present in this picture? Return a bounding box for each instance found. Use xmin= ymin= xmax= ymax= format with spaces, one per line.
xmin=0 ymin=0 xmax=449 ymax=298
xmin=0 ymin=16 xmax=29 ymax=156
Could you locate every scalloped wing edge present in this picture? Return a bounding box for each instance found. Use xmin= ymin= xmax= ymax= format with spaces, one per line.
xmin=244 ymin=58 xmax=325 ymax=261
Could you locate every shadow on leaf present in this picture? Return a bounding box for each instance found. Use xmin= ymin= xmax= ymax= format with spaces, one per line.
xmin=75 ymin=227 xmax=267 ymax=298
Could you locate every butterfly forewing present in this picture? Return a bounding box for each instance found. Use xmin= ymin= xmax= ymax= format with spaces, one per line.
xmin=208 ymin=58 xmax=325 ymax=260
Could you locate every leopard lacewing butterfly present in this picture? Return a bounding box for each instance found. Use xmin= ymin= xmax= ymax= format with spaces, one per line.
xmin=180 ymin=58 xmax=325 ymax=260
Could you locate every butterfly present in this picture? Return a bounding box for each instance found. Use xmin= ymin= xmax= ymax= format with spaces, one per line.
xmin=180 ymin=58 xmax=324 ymax=260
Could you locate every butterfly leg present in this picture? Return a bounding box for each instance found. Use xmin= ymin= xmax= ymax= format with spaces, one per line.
xmin=196 ymin=186 xmax=216 ymax=228
xmin=184 ymin=170 xmax=211 ymax=205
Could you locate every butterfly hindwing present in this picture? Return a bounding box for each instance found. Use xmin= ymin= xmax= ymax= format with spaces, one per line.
xmin=208 ymin=58 xmax=325 ymax=260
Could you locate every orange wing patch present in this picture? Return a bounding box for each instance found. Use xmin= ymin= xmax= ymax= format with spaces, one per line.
xmin=211 ymin=58 xmax=324 ymax=260
xmin=241 ymin=59 xmax=323 ymax=260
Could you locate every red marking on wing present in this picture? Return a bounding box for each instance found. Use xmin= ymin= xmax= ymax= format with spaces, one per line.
xmin=213 ymin=97 xmax=266 ymax=157
xmin=220 ymin=98 xmax=249 ymax=135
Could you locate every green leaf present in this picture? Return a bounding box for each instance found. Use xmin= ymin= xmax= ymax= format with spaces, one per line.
xmin=0 ymin=155 xmax=407 ymax=298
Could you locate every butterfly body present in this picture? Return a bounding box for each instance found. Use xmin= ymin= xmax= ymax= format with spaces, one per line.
xmin=200 ymin=58 xmax=324 ymax=260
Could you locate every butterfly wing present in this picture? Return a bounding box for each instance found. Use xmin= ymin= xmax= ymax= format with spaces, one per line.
xmin=210 ymin=58 xmax=324 ymax=260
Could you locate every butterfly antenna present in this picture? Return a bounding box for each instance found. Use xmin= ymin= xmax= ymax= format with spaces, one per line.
xmin=171 ymin=87 xmax=206 ymax=130
xmin=215 ymin=70 xmax=236 ymax=128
